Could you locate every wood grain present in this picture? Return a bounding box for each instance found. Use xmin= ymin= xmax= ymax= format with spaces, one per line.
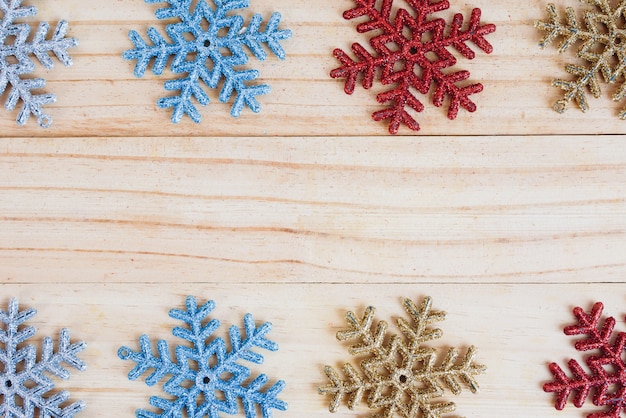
xmin=1 ymin=0 xmax=626 ymax=417
xmin=2 ymin=136 xmax=625 ymax=283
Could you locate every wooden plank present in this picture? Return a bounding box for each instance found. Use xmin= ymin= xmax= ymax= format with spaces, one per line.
xmin=2 ymin=0 xmax=626 ymax=417
xmin=0 ymin=282 xmax=617 ymax=418
xmin=1 ymin=136 xmax=625 ymax=283
xmin=1 ymin=0 xmax=625 ymax=136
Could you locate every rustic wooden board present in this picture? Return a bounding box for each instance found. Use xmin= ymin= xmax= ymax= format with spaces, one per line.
xmin=1 ymin=0 xmax=626 ymax=417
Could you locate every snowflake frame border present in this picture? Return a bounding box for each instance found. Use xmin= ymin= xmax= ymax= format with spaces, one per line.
xmin=118 ymin=295 xmax=287 ymax=418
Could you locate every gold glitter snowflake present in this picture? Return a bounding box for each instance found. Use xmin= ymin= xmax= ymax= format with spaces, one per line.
xmin=535 ymin=0 xmax=626 ymax=117
xmin=318 ymin=297 xmax=485 ymax=418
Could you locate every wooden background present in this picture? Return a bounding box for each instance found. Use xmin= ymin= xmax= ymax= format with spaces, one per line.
xmin=1 ymin=0 xmax=626 ymax=417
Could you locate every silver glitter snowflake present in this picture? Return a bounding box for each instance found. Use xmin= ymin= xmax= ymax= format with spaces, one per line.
xmin=0 ymin=0 xmax=78 ymax=128
xmin=0 ymin=298 xmax=86 ymax=417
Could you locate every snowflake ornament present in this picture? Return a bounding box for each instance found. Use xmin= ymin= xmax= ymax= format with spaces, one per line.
xmin=544 ymin=301 xmax=626 ymax=418
xmin=0 ymin=0 xmax=77 ymax=128
xmin=318 ymin=296 xmax=486 ymax=418
xmin=535 ymin=1 xmax=626 ymax=118
xmin=118 ymin=295 xmax=287 ymax=418
xmin=0 ymin=298 xmax=86 ymax=417
xmin=331 ymin=0 xmax=496 ymax=135
xmin=123 ymin=0 xmax=291 ymax=124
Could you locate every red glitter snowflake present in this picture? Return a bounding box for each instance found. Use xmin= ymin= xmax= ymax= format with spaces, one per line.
xmin=544 ymin=302 xmax=626 ymax=418
xmin=331 ymin=0 xmax=496 ymax=134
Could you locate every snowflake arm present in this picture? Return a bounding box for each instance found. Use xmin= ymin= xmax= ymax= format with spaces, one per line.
xmin=535 ymin=4 xmax=588 ymax=53
xmin=535 ymin=3 xmax=604 ymax=114
xmin=123 ymin=29 xmax=181 ymax=78
xmin=0 ymin=1 xmax=77 ymax=127
xmin=320 ymin=363 xmax=373 ymax=413
xmin=373 ymin=78 xmax=424 ymax=134
xmin=544 ymin=302 xmax=626 ymax=418
xmin=123 ymin=0 xmax=291 ymax=123
xmin=319 ymin=296 xmax=485 ymax=417
xmin=535 ymin=1 xmax=626 ymax=118
xmin=119 ymin=296 xmax=287 ymax=418
xmin=331 ymin=0 xmax=495 ymax=134
xmin=242 ymin=12 xmax=290 ymax=61
xmin=0 ymin=298 xmax=86 ymax=418
xmin=118 ymin=335 xmax=180 ymax=387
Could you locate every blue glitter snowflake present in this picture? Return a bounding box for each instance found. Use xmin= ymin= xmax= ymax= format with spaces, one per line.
xmin=0 ymin=0 xmax=78 ymax=128
xmin=118 ymin=295 xmax=287 ymax=418
xmin=0 ymin=298 xmax=86 ymax=417
xmin=123 ymin=0 xmax=291 ymax=124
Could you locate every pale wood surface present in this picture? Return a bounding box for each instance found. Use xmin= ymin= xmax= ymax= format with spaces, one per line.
xmin=1 ymin=0 xmax=626 ymax=417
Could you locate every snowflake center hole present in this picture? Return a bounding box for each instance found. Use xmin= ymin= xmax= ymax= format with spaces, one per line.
xmin=203 ymin=40 xmax=211 ymax=48
xmin=399 ymin=375 xmax=408 ymax=384
xmin=409 ymin=47 xmax=418 ymax=55
xmin=203 ymin=376 xmax=210 ymax=384
xmin=4 ymin=379 xmax=12 ymax=388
